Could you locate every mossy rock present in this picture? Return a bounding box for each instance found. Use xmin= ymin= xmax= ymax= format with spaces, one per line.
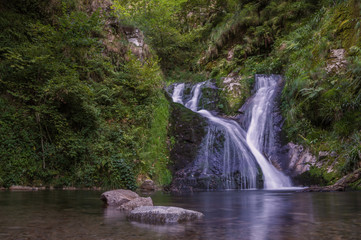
xmin=168 ymin=102 xmax=207 ymax=173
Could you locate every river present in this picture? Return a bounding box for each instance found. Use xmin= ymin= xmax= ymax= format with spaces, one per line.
xmin=0 ymin=190 xmax=360 ymax=239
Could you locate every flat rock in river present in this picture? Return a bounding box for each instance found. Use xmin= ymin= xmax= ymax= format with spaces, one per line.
xmin=128 ymin=206 xmax=204 ymax=224
xmin=101 ymin=189 xmax=139 ymax=206
xmin=119 ymin=197 xmax=153 ymax=211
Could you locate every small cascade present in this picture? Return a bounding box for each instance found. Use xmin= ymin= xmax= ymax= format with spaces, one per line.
xmin=172 ymin=83 xmax=185 ymax=104
xmin=185 ymin=82 xmax=204 ymax=111
xmin=170 ymin=76 xmax=292 ymax=190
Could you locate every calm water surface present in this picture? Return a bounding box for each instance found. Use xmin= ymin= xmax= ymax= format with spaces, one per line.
xmin=0 ymin=190 xmax=360 ymax=240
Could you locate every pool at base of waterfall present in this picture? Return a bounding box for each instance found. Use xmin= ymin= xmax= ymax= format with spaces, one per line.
xmin=0 ymin=190 xmax=360 ymax=240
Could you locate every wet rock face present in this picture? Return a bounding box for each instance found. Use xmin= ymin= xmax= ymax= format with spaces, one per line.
xmin=198 ymin=80 xmax=222 ymax=112
xmin=127 ymin=206 xmax=204 ymax=224
xmin=170 ymin=172 xmax=264 ymax=192
xmin=167 ymin=81 xmax=229 ymax=192
xmin=100 ymin=189 xmax=139 ymax=206
xmin=168 ymin=102 xmax=207 ymax=174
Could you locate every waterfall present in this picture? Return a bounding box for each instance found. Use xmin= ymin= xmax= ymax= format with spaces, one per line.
xmin=244 ymin=75 xmax=292 ymax=189
xmin=171 ymin=76 xmax=292 ymax=189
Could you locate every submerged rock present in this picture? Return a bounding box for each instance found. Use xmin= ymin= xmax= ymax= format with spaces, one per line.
xmin=100 ymin=189 xmax=139 ymax=206
xmin=128 ymin=206 xmax=204 ymax=224
xmin=119 ymin=197 xmax=153 ymax=211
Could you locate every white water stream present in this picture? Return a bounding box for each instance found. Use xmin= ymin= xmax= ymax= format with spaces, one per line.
xmin=245 ymin=76 xmax=291 ymax=188
xmin=171 ymin=76 xmax=292 ymax=189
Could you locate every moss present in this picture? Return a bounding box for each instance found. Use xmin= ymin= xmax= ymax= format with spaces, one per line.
xmin=139 ymin=93 xmax=171 ymax=186
xmin=294 ymin=166 xmax=336 ymax=186
xmin=198 ymin=81 xmax=222 ymax=112
xmin=349 ymin=178 xmax=361 ymax=190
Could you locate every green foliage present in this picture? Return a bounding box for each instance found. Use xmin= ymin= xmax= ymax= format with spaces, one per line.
xmin=1 ymin=0 xmax=360 ymax=189
xmin=108 ymin=155 xmax=137 ymax=190
xmin=113 ymin=0 xmax=224 ymax=72
xmin=113 ymin=0 xmax=190 ymax=70
xmin=0 ymin=0 xmax=171 ymax=189
xmin=201 ymin=0 xmax=320 ymax=65
xmin=272 ymin=0 xmax=361 ymax=179
xmin=166 ymin=68 xmax=207 ymax=84
xmin=339 ymin=131 xmax=361 ymax=174
xmin=0 ymin=98 xmax=40 ymax=187
xmin=295 ymin=166 xmax=336 ymax=186
xmin=138 ymin=94 xmax=172 ymax=185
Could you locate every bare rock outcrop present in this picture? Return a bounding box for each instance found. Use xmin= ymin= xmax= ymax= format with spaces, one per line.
xmin=124 ymin=27 xmax=150 ymax=61
xmin=287 ymin=142 xmax=317 ymax=176
xmin=326 ymin=49 xmax=347 ymax=73
xmin=222 ymin=72 xmax=242 ymax=95
xmin=288 ymin=142 xmax=337 ymax=177
xmin=87 ymin=0 xmax=149 ymax=62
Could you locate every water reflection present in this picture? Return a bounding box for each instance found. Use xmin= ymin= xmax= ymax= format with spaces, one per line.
xmin=103 ymin=206 xmax=126 ymax=223
xmin=0 ymin=190 xmax=360 ymax=239
xmin=130 ymin=221 xmax=187 ymax=234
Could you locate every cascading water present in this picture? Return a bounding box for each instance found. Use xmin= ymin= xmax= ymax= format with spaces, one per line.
xmin=172 ymin=83 xmax=185 ymax=104
xmin=171 ymin=75 xmax=292 ymax=190
xmin=243 ymin=75 xmax=292 ymax=188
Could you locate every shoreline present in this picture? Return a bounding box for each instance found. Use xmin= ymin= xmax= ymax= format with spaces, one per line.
xmin=0 ymin=185 xmax=103 ymax=191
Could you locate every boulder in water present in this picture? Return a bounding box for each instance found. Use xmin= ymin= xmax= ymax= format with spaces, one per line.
xmin=101 ymin=189 xmax=139 ymax=206
xmin=140 ymin=179 xmax=156 ymax=192
xmin=119 ymin=197 xmax=153 ymax=211
xmin=128 ymin=206 xmax=204 ymax=224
